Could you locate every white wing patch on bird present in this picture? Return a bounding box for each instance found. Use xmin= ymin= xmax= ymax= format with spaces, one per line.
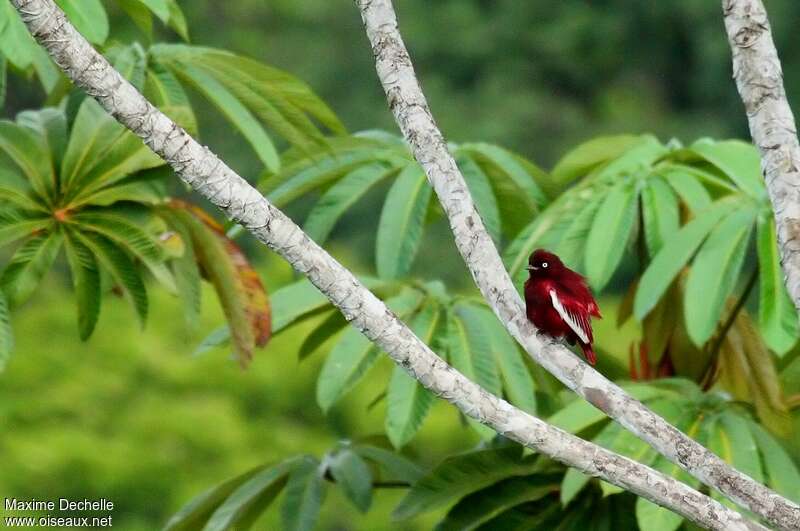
xmin=549 ymin=288 xmax=589 ymax=344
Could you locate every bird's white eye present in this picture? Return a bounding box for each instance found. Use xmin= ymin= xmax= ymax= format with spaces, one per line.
xmin=542 ymin=262 xmax=548 ymax=268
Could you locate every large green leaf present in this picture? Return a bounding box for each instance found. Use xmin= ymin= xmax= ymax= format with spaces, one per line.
xmin=281 ymin=457 xmax=325 ymax=531
xmin=690 ymin=139 xmax=764 ymax=199
xmin=75 ymin=232 xmax=148 ymax=326
xmin=393 ymin=448 xmax=539 ymax=520
xmin=164 ymin=465 xmax=271 ymax=531
xmin=641 ymin=176 xmax=680 ymax=257
xmin=353 ymin=445 xmax=423 ymax=484
xmin=585 ymin=179 xmax=638 ymax=290
xmin=170 ymin=64 xmax=279 ymax=172
xmin=63 ymin=230 xmax=101 ymax=340
xmin=634 ymin=197 xmax=739 ymax=319
xmin=474 ymin=306 xmax=537 ymax=415
xmin=202 ymin=459 xmax=297 ymax=531
xmin=0 ymin=121 xmax=54 ymax=204
xmin=551 ymin=134 xmax=645 ymax=186
xmin=660 ymin=165 xmax=712 ymax=213
xmin=376 ymin=164 xmax=432 ymax=279
xmin=458 ymin=155 xmax=502 ymax=244
xmin=709 ymin=411 xmax=763 ymax=489
xmin=16 ymin=107 xmax=68 ymax=172
xmin=316 ymin=288 xmax=423 ymax=411
xmin=385 ymin=302 xmax=440 ymax=448
xmin=749 ymin=421 xmax=800 ymax=503
xmin=0 ymin=293 xmax=11 ymax=372
xmin=684 ymin=206 xmax=756 ymax=345
xmin=0 ymin=211 xmax=51 ymax=247
xmin=163 ymin=212 xmax=202 ymax=331
xmin=436 ymin=474 xmax=560 ymax=531
xmin=303 ymin=163 xmax=394 ymax=244
xmin=55 ymin=0 xmax=109 ymax=44
xmin=328 ymin=448 xmax=373 ymax=513
xmin=0 ymin=1 xmax=39 ymax=69
xmin=552 ymin=193 xmax=603 ymax=268
xmin=0 ymin=231 xmax=62 ymax=306
xmin=757 ymin=214 xmax=799 ymax=355
xmin=447 ymin=304 xmax=501 ymax=439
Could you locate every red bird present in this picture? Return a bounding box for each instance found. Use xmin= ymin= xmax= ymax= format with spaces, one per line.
xmin=524 ymin=249 xmax=602 ymax=364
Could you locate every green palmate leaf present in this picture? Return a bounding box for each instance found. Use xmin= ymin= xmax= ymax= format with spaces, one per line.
xmin=61 ymin=99 xmax=127 ymax=191
xmin=203 ymin=459 xmax=298 ymax=531
xmin=553 ymin=193 xmax=603 ymax=268
xmin=144 ymin=62 xmax=197 ymax=135
xmin=551 ymin=134 xmax=645 ymax=186
xmin=270 ymin=280 xmax=330 ymax=333
xmin=16 ymin=107 xmax=68 ymax=172
xmin=684 ymin=206 xmax=756 ymax=345
xmin=316 ymin=288 xmax=423 ymax=411
xmin=690 ymin=139 xmax=764 ymax=199
xmin=265 ymin=148 xmax=404 ymax=208
xmin=165 ymin=0 xmax=189 ymax=41
xmin=165 ymin=214 xmax=202 ymax=331
xmin=75 ymin=232 xmax=148 ymax=326
xmin=749 ymin=421 xmax=800 ymax=503
xmin=592 ymin=135 xmax=667 ymax=182
xmin=55 ymin=0 xmax=108 ymax=45
xmin=757 ymin=214 xmax=799 ymax=355
xmin=63 ymin=230 xmax=101 ymax=340
xmin=393 ymin=447 xmax=539 ymax=520
xmin=0 ymin=121 xmax=54 ymax=204
xmin=0 ymin=1 xmax=39 ymax=69
xmin=0 ymin=231 xmax=62 ymax=306
xmin=386 ymin=302 xmax=440 ymax=448
xmin=170 ymin=64 xmax=279 ymax=172
xmin=161 ymin=45 xmax=344 ymax=135
xmin=328 ymin=448 xmax=373 ymax=513
xmin=435 ymin=474 xmax=559 ymax=531
xmin=298 ymin=310 xmax=345 ymax=361
xmin=641 ymin=176 xmax=680 ymax=257
xmin=447 ymin=305 xmax=500 ymax=439
xmin=0 ymin=293 xmax=11 ymax=372
xmin=473 ymin=306 xmax=537 ymax=414
xmin=457 ymin=155 xmax=502 ymax=244
xmin=585 ymin=179 xmax=638 ymax=290
xmin=165 ymin=465 xmax=270 ymax=531
xmin=133 ymin=0 xmax=169 ymax=21
xmin=115 ymin=0 xmax=153 ymax=37
xmin=376 ymin=164 xmax=432 ymax=279
xmin=303 ymin=163 xmax=394 ymax=244
xmin=281 ymin=457 xmax=325 ymax=531
xmin=634 ymin=197 xmax=740 ymax=320
xmin=460 ymin=143 xmax=546 ymax=210
xmin=0 ymin=184 xmax=47 ymax=213
xmin=79 ymin=178 xmax=165 ymax=207
xmin=193 ymin=326 xmax=230 ymax=357
xmin=353 ymin=445 xmax=423 ymax=484
xmin=0 ymin=211 xmax=51 ymax=247
xmin=660 ymin=165 xmax=712 ymax=213
xmin=0 ymin=53 xmax=6 ymax=108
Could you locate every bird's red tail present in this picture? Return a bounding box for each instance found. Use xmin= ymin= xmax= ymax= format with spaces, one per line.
xmin=581 ymin=344 xmax=596 ymax=365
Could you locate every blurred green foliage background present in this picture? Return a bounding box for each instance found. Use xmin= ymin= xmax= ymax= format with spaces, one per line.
xmin=4 ymin=1 xmax=800 ymax=529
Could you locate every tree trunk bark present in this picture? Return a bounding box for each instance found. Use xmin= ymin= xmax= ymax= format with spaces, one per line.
xmin=355 ymin=0 xmax=799 ymax=529
xmin=723 ymin=1 xmax=800 ymax=313
xmin=9 ymin=0 xmax=770 ymax=528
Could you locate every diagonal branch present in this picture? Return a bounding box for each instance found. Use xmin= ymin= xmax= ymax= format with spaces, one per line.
xmin=354 ymin=1 xmax=800 ymax=529
xmin=9 ymin=1 xmax=769 ymax=529
xmin=723 ymin=1 xmax=800 ymax=311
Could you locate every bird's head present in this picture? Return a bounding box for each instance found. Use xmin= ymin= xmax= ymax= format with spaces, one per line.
xmin=526 ymin=249 xmax=564 ymax=277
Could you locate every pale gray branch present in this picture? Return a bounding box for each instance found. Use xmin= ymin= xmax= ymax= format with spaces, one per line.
xmin=723 ymin=2 xmax=800 ymax=311
xmin=355 ymin=0 xmax=800 ymax=529
xmin=7 ymin=1 xmax=773 ymax=529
